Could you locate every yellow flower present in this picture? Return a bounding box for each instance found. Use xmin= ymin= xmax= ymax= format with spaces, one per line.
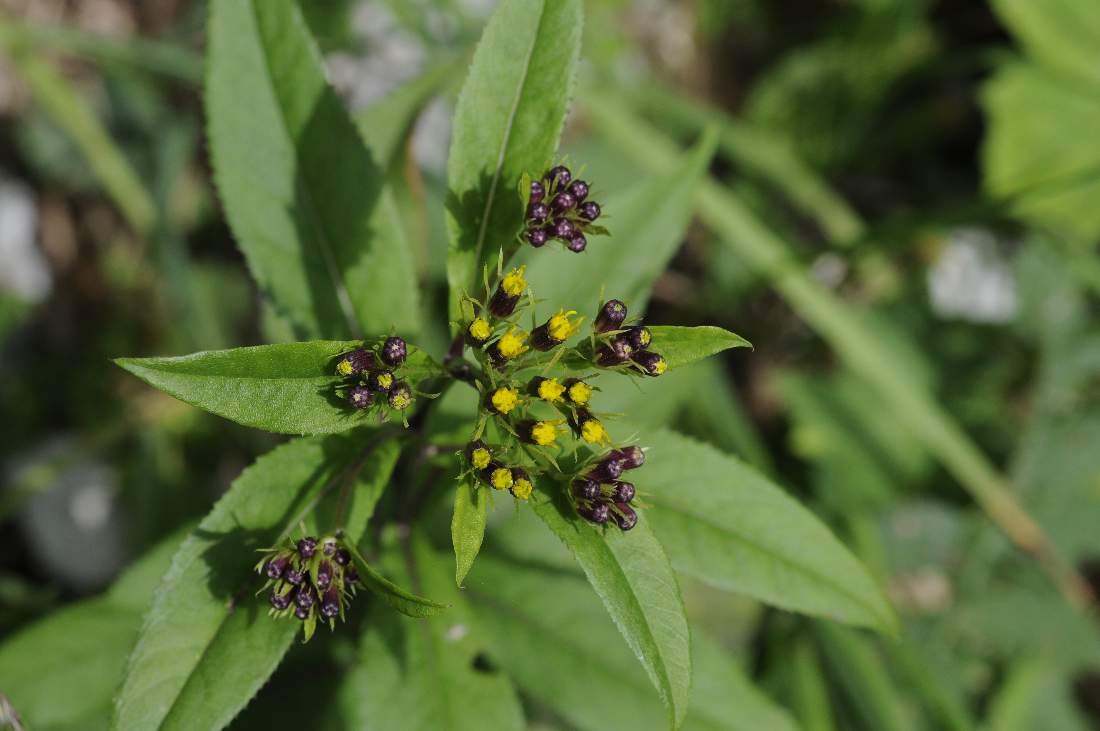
xmin=652 ymin=356 xmax=667 ymax=375
xmin=566 ymin=380 xmax=591 ymax=406
xmin=471 ymin=447 xmax=491 ymax=470
xmin=530 ymin=421 xmax=559 ymax=446
xmin=490 ymin=386 xmax=520 ymax=414
xmin=536 ymin=377 xmax=565 ymax=402
xmin=636 ymin=328 xmax=652 ymax=348
xmin=547 ymin=309 xmax=583 ymax=342
xmin=511 ymin=475 xmax=533 ymax=500
xmin=389 ymin=388 xmax=412 ymax=410
xmin=580 ymin=417 xmax=611 ymax=446
xmin=375 ymin=371 xmax=393 ymax=390
xmin=468 ymin=317 xmax=492 ymax=342
xmin=501 ymin=266 xmax=527 ymax=297
xmin=497 ymin=328 xmax=529 ymax=359
xmin=490 ymin=467 xmax=513 ymax=490
xmin=335 ymin=358 xmax=354 ymax=377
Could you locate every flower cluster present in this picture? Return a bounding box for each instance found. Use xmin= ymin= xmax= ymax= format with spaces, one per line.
xmin=571 ymin=446 xmax=644 ymax=530
xmin=334 ymin=336 xmax=415 ymax=416
xmin=255 ymin=534 xmax=360 ymax=640
xmin=522 ymin=164 xmax=606 ymax=253
xmin=592 ymin=299 xmax=668 ymax=377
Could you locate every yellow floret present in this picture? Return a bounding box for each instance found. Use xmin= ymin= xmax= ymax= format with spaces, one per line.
xmin=490 ymin=467 xmax=513 ymax=490
xmin=530 ymin=421 xmax=559 ymax=446
xmin=637 ymin=329 xmax=652 ymax=347
xmin=501 ymin=266 xmax=527 ymax=296
xmin=390 ymin=390 xmax=412 ymax=410
xmin=511 ymin=477 xmax=533 ymax=500
xmin=567 ymin=381 xmax=592 ymax=405
xmin=490 ymin=387 xmax=520 ymax=414
xmin=471 ymin=447 xmax=491 ymax=470
xmin=468 ymin=317 xmax=492 ymax=342
xmin=653 ymin=356 xmax=668 ymax=375
xmin=335 ymin=358 xmax=354 ymax=377
xmin=376 ymin=372 xmax=393 ymax=390
xmin=497 ymin=329 xmax=529 ymax=359
xmin=580 ymin=417 xmax=611 ymax=445
xmin=537 ymin=378 xmax=565 ymax=402
xmin=547 ymin=309 xmax=583 ymax=342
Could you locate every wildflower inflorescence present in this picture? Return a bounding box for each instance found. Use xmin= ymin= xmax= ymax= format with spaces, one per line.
xmin=256 ymin=534 xmax=361 ymax=640
xmin=522 ymin=164 xmax=606 ymax=253
xmin=333 ymin=336 xmax=417 ymax=419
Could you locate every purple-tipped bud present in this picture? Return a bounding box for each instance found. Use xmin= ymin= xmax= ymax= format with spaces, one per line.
xmin=334 ymin=548 xmax=351 ymax=566
xmin=367 ymin=368 xmax=396 ymax=392
xmin=567 ymin=180 xmax=589 ymax=201
xmin=612 ymin=481 xmax=636 ymax=503
xmin=579 ymin=201 xmax=601 ymax=222
xmin=297 ymin=536 xmax=318 ymax=559
xmin=489 ymin=289 xmax=521 ymax=318
xmin=614 ymin=503 xmax=638 ymax=531
xmin=348 ymin=385 xmax=375 ymax=409
xmin=335 ymin=348 xmax=376 ymax=377
xmin=551 ymin=192 xmax=576 ymax=213
xmin=529 ymin=179 xmax=545 ymax=204
xmin=316 ymin=560 xmax=333 ymax=590
xmin=594 ymin=300 xmax=627 ymax=333
xmin=610 ymin=446 xmax=645 ymax=470
xmin=596 ymin=337 xmax=633 ymax=367
xmin=295 ymin=587 xmax=316 ymax=608
xmin=295 ymin=604 xmax=311 ymax=620
xmin=529 ymin=323 xmax=558 ymax=352
xmin=320 ymin=586 xmax=341 ymax=619
xmin=582 ymin=502 xmax=611 ymax=525
xmin=546 ymin=165 xmax=571 ymax=189
xmin=527 ymin=202 xmax=549 ymax=223
xmin=285 ymin=568 xmax=305 ymax=586
xmin=270 ymin=592 xmax=292 ymax=611
xmin=526 ymin=227 xmax=548 ymax=248
xmin=552 ymin=218 xmax=576 ymax=240
xmin=588 ymin=455 xmax=624 ymax=482
xmin=623 ymin=326 xmax=652 ymax=352
xmin=632 ymin=350 xmax=667 ymax=377
xmin=388 ymin=382 xmax=413 ymax=410
xmin=567 ymin=234 xmax=587 ymax=253
xmin=381 ymin=336 xmax=407 ymax=367
xmin=573 ymin=478 xmax=600 ymax=501
xmin=265 ymin=554 xmax=290 ymax=579
xmin=346 ymin=566 xmax=360 ymax=584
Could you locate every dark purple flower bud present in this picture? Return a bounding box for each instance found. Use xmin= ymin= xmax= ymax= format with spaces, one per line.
xmin=572 ymin=478 xmax=600 ymax=501
xmin=596 ymin=337 xmax=633 ymax=367
xmin=295 ymin=604 xmax=311 ymax=620
xmin=579 ymin=201 xmax=601 ymax=222
xmin=295 ymin=587 xmax=316 ymax=608
xmin=612 ymin=481 xmax=636 ymax=503
xmin=594 ymin=299 xmax=627 ymax=333
xmin=529 ymin=179 xmax=545 ymax=204
xmin=610 ymin=445 xmax=645 ymax=470
xmin=334 ymin=549 xmax=351 ymax=566
xmin=525 ymin=227 xmax=549 ymax=248
xmin=552 ymin=218 xmax=575 ymax=240
xmin=348 ymin=385 xmax=375 ymax=410
xmin=316 ymin=560 xmax=333 ymax=590
xmin=335 ymin=348 xmax=376 ymax=377
xmin=346 ymin=566 xmax=360 ymax=584
xmin=587 ymin=455 xmax=624 ymax=482
xmin=527 ymin=201 xmax=549 ymax=223
xmin=322 ymin=539 xmax=337 ymax=557
xmin=551 ymin=192 xmax=576 ymax=213
xmin=581 ymin=502 xmax=611 ymax=525
xmin=632 ymin=350 xmax=668 ymax=377
xmin=320 ymin=586 xmax=341 ymax=619
xmin=529 ymin=324 xmax=555 ymax=352
xmin=265 ymin=554 xmax=289 ymax=579
xmin=546 ymin=165 xmax=571 ymax=189
xmin=381 ymin=336 xmax=407 ymax=367
xmin=623 ymin=326 xmax=652 ymax=352
xmin=388 ymin=382 xmax=413 ymax=411
xmin=567 ymin=180 xmax=589 ymax=201
xmin=270 ymin=592 xmax=292 ymax=611
xmin=614 ymin=503 xmax=638 ymax=531
xmin=367 ymin=368 xmax=396 ymax=392
xmin=567 ymin=234 xmax=587 ymax=253
xmin=285 ymin=568 xmax=305 ymax=586
xmin=297 ymin=536 xmax=318 ymax=559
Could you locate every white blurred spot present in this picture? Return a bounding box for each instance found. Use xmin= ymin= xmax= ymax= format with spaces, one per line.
xmin=927 ymin=228 xmax=1017 ymax=324
xmin=0 ymin=175 xmax=51 ymax=303
xmin=446 ymin=623 xmax=468 ymax=642
xmin=811 ymin=252 xmax=848 ymax=289
xmin=69 ymin=480 xmax=114 ymax=530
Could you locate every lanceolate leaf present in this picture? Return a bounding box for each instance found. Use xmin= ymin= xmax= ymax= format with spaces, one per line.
xmin=637 ymin=426 xmax=897 ymax=635
xmin=451 ymin=476 xmax=488 ymax=586
xmin=648 ymin=326 xmax=752 ymax=369
xmin=206 ymin=0 xmax=418 ymax=339
xmin=115 ymin=341 xmax=443 ymax=435
xmin=112 ymin=433 xmax=400 ymax=731
xmin=531 ymin=487 xmax=691 ymax=729
xmin=341 ymin=534 xmax=524 ymax=731
xmin=345 ymin=542 xmax=447 ymax=618
xmin=445 ymin=0 xmax=582 ymax=318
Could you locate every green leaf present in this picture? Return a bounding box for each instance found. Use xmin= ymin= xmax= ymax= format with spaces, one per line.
xmin=344 ymin=542 xmax=447 ymax=618
xmin=115 ymin=341 xmax=443 ymax=435
xmin=649 ymin=326 xmax=752 ymax=369
xmin=521 ymin=129 xmax=718 ymax=315
xmin=467 ymin=552 xmax=799 ymax=731
xmin=445 ymin=0 xmax=582 ymax=318
xmin=206 ymin=0 xmax=418 ymax=339
xmin=451 ymin=476 xmax=488 ymax=586
xmin=340 ymin=533 xmax=524 ymax=731
xmin=531 ymin=487 xmax=691 ymax=729
xmin=111 ymin=433 xmax=400 ymax=731
xmin=990 ymin=0 xmax=1100 ymax=84
xmin=813 ymin=623 xmax=909 ymax=731
xmin=638 ymin=426 xmax=897 ymax=635
xmin=0 ymin=529 xmax=186 ymax=731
